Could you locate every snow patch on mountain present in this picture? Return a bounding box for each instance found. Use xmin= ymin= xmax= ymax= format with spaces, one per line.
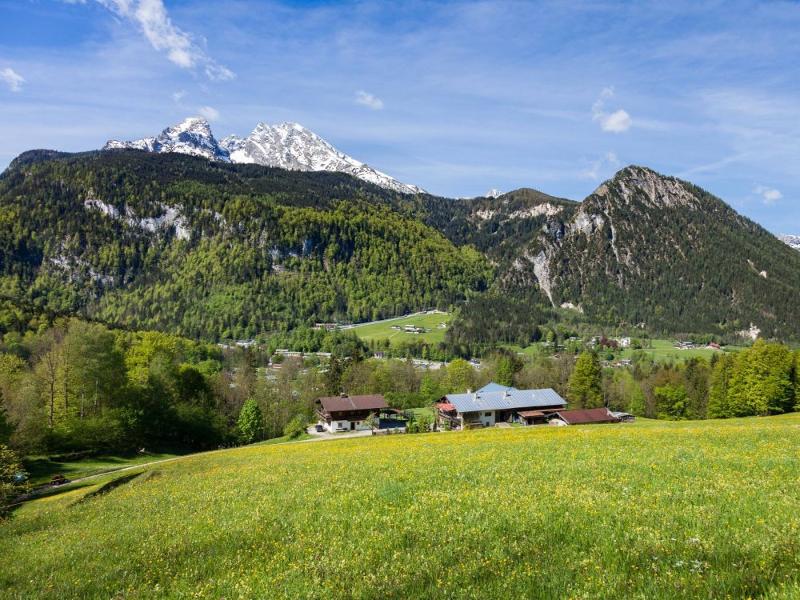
xmin=104 ymin=117 xmax=424 ymax=195
xmin=105 ymin=117 xmax=229 ymax=162
xmin=779 ymin=234 xmax=800 ymax=251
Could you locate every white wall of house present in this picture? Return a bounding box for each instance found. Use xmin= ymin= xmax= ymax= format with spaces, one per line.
xmin=324 ymin=419 xmax=372 ymax=432
xmin=459 ymin=411 xmax=495 ymax=427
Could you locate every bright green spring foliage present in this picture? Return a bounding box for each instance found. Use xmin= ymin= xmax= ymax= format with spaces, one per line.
xmin=2 ymin=416 xmax=800 ymax=598
xmin=0 ymin=151 xmax=491 ymax=340
xmin=237 ymin=398 xmax=265 ymax=444
xmin=708 ymin=340 xmax=796 ymax=418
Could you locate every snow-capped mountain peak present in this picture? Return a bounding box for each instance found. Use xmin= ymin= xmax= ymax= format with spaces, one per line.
xmin=104 ymin=117 xmax=424 ymax=194
xmin=105 ymin=117 xmax=230 ymax=162
xmin=485 ymin=188 xmax=503 ymax=198
xmin=779 ymin=234 xmax=800 ymax=251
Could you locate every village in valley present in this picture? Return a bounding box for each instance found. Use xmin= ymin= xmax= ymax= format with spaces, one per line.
xmin=229 ymin=314 xmax=742 ymax=439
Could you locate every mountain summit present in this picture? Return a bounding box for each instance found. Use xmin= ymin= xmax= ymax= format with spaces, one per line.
xmin=426 ymin=165 xmax=800 ymax=339
xmin=104 ymin=117 xmax=423 ymax=195
xmin=105 ymin=117 xmax=229 ymax=162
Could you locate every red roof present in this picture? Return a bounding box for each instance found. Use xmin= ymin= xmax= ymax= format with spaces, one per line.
xmin=317 ymin=394 xmax=387 ymax=413
xmin=551 ymin=408 xmax=619 ymax=425
xmin=436 ymin=402 xmax=456 ymax=412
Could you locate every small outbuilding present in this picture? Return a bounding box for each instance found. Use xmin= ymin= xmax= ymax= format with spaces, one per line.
xmin=547 ymin=407 xmax=620 ymax=426
xmin=316 ymin=394 xmax=388 ymax=432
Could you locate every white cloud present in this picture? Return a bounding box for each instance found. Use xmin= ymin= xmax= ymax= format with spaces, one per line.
xmin=172 ymin=90 xmax=186 ymax=104
xmin=197 ymin=106 xmax=219 ymax=121
xmin=88 ymin=0 xmax=234 ymax=80
xmin=600 ymin=109 xmax=632 ymax=133
xmin=0 ymin=67 xmax=25 ymax=92
xmin=754 ymin=185 xmax=783 ymax=205
xmin=355 ymin=90 xmax=384 ymax=110
xmin=204 ymin=64 xmax=235 ymax=82
xmin=581 ymin=151 xmax=621 ymax=180
xmin=592 ymin=87 xmax=632 ymax=133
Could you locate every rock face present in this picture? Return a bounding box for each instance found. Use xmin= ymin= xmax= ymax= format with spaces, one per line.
xmin=105 ymin=117 xmax=423 ymax=194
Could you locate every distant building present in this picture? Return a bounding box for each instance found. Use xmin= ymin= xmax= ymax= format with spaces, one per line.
xmin=437 ymin=382 xmax=567 ymax=429
xmin=315 ymin=394 xmax=388 ymax=433
xmin=547 ymin=407 xmax=620 ymax=426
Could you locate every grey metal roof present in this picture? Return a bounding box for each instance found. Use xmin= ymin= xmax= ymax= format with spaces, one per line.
xmin=476 ymin=382 xmax=513 ymax=394
xmin=445 ymin=384 xmax=566 ymax=414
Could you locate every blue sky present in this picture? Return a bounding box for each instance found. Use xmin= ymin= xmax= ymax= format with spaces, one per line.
xmin=0 ymin=0 xmax=798 ymax=233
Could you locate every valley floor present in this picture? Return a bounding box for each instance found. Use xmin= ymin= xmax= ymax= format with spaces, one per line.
xmin=2 ymin=416 xmax=800 ymax=599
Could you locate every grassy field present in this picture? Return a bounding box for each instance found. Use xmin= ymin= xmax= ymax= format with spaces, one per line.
xmin=24 ymin=452 xmax=179 ymax=486
xmin=509 ymin=338 xmax=746 ymax=362
xmin=349 ymin=311 xmax=452 ymax=346
xmin=615 ymin=338 xmax=745 ymax=362
xmin=2 ymin=416 xmax=800 ymax=599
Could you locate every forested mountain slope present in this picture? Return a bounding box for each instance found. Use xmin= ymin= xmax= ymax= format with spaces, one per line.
xmin=0 ymin=150 xmax=489 ymax=339
xmin=1 ymin=150 xmax=799 ymax=342
xmin=426 ymin=167 xmax=800 ymax=339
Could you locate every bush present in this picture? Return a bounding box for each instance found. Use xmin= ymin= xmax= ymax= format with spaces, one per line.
xmin=283 ymin=415 xmax=307 ymax=439
xmin=237 ymin=398 xmax=264 ymax=444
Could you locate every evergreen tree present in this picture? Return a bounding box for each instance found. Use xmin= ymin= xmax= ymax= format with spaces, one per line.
xmin=495 ymin=356 xmax=516 ymax=387
xmin=568 ymin=351 xmax=603 ymax=408
xmin=325 ymin=356 xmax=344 ymax=395
xmin=794 ymin=351 xmax=800 ymax=411
xmin=707 ymin=354 xmax=734 ymax=418
xmin=237 ymin=398 xmax=264 ymax=444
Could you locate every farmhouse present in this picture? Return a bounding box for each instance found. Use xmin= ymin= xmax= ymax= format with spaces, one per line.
xmin=315 ymin=394 xmax=388 ymax=432
xmin=547 ymin=407 xmax=620 ymax=426
xmin=437 ymin=382 xmax=567 ymax=429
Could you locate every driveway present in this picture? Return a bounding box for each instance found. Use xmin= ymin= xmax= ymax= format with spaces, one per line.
xmin=304 ymin=426 xmax=374 ymax=441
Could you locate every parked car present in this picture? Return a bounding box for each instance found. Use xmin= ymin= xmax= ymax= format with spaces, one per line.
xmin=314 ymin=424 xmax=324 ymax=432
xmin=50 ymin=474 xmax=70 ymax=486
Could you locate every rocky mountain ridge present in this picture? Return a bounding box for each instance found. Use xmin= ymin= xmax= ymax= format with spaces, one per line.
xmin=105 ymin=117 xmax=423 ymax=194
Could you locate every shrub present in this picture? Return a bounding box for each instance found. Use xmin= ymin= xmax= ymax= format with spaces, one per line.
xmin=283 ymin=415 xmax=307 ymax=439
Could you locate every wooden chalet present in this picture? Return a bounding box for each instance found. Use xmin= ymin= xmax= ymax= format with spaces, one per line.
xmin=315 ymin=394 xmax=388 ymax=433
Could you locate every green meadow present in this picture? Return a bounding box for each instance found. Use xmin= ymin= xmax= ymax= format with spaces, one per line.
xmin=349 ymin=311 xmax=452 ymax=346
xmin=509 ymin=338 xmax=747 ymax=363
xmin=2 ymin=416 xmax=799 ymax=599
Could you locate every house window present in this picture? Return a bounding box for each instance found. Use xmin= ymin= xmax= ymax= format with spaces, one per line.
xmin=484 ymin=412 xmax=492 ymax=417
